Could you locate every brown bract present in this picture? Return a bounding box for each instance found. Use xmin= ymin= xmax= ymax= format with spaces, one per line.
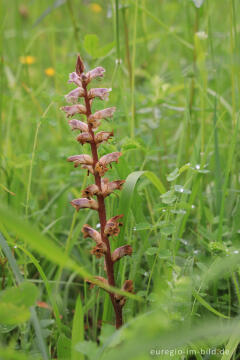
xmin=104 ymin=215 xmax=124 ymax=237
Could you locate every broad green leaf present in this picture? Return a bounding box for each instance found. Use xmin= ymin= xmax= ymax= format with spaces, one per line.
xmin=0 ymin=282 xmax=38 ymax=308
xmin=57 ymin=334 xmax=71 ymax=360
xmin=75 ymin=341 xmax=99 ymax=360
xmin=0 ymin=303 xmax=30 ymax=325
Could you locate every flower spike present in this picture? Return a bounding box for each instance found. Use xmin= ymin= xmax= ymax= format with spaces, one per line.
xmin=62 ymin=56 xmax=133 ymax=329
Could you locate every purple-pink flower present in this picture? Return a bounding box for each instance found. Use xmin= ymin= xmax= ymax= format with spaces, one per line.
xmin=65 ymin=87 xmax=84 ymax=103
xmin=88 ymin=88 xmax=111 ymax=101
xmin=61 ymin=105 xmax=86 ymax=117
xmin=86 ymin=67 xmax=105 ymax=83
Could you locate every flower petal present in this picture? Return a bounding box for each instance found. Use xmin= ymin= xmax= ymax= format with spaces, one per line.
xmin=67 ymin=154 xmax=93 ymax=167
xmin=94 ymin=131 xmax=114 ymax=144
xmin=111 ymin=245 xmax=132 ymax=263
xmin=81 ymin=164 xmax=94 ymax=174
xmin=61 ymin=104 xmax=86 ymax=117
xmin=70 ymin=198 xmax=98 ymax=211
xmin=82 ymin=184 xmax=99 ymax=198
xmin=88 ymin=88 xmax=111 ymax=101
xmin=88 ymin=107 xmax=116 ymax=129
xmin=68 ymin=119 xmax=88 ymax=132
xmin=65 ymin=87 xmax=84 ymax=103
xmin=95 ymin=152 xmax=122 ymax=176
xmin=76 ymin=132 xmax=93 ymax=145
xmin=101 ymin=178 xmax=125 ymax=197
xmin=82 ymin=224 xmax=102 ymax=245
xmin=86 ymin=67 xmax=105 ymax=83
xmin=68 ymin=72 xmax=82 ymax=86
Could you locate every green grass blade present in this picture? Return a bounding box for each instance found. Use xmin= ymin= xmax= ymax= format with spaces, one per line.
xmin=71 ymin=296 xmax=84 ymax=360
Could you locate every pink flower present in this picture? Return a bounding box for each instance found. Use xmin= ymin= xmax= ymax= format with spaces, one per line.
xmin=111 ymin=245 xmax=132 ymax=263
xmin=70 ymin=198 xmax=98 ymax=211
xmin=90 ymin=107 xmax=116 ymax=120
xmin=67 ymin=154 xmax=93 ymax=167
xmin=76 ymin=132 xmax=93 ymax=145
xmin=68 ymin=72 xmax=82 ymax=86
xmin=101 ymin=178 xmax=125 ymax=197
xmin=61 ymin=105 xmax=86 ymax=117
xmin=82 ymin=224 xmax=102 ymax=245
xmin=65 ymin=87 xmax=84 ymax=103
xmin=68 ymin=119 xmax=88 ymax=132
xmin=81 ymin=184 xmax=100 ymax=198
xmin=94 ymin=131 xmax=113 ymax=144
xmin=88 ymin=107 xmax=116 ymax=129
xmin=95 ymin=152 xmax=122 ymax=176
xmin=88 ymin=88 xmax=111 ymax=101
xmin=86 ymin=67 xmax=105 ymax=83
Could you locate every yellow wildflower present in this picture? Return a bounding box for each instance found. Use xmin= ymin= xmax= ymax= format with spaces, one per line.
xmin=89 ymin=3 xmax=102 ymax=13
xmin=45 ymin=67 xmax=55 ymax=77
xmin=20 ymin=56 xmax=36 ymax=65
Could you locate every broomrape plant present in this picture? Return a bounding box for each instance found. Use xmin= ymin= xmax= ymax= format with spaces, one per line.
xmin=61 ymin=56 xmax=133 ymax=329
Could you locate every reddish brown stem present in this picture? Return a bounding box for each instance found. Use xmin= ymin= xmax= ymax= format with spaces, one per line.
xmin=82 ymin=82 xmax=123 ymax=329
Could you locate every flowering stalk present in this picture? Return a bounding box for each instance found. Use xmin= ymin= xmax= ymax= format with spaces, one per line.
xmin=61 ymin=56 xmax=133 ymax=329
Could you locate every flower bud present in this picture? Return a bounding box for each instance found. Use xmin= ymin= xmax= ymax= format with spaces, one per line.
xmin=101 ymin=178 xmax=125 ymax=197
xmin=88 ymin=88 xmax=111 ymax=101
xmin=95 ymin=131 xmax=114 ymax=145
xmin=67 ymin=154 xmax=93 ymax=167
xmin=111 ymin=245 xmax=132 ymax=263
xmin=61 ymin=104 xmax=86 ymax=118
xmin=82 ymin=184 xmax=99 ymax=198
xmin=95 ymin=152 xmax=122 ymax=176
xmin=76 ymin=132 xmax=93 ymax=145
xmin=68 ymin=119 xmax=88 ymax=132
xmin=104 ymin=214 xmax=124 ymax=237
xmin=70 ymin=198 xmax=98 ymax=211
xmin=65 ymin=87 xmax=84 ymax=103
xmin=82 ymin=224 xmax=102 ymax=245
xmin=75 ymin=55 xmax=85 ymax=75
xmin=86 ymin=67 xmax=105 ymax=83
